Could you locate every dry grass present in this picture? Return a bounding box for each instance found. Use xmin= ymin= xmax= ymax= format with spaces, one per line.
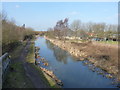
xmin=46 ymin=37 xmax=119 ymax=78
xmin=71 ymin=41 xmax=118 ymax=75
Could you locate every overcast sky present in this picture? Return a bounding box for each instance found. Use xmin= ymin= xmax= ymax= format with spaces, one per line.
xmin=2 ymin=2 xmax=118 ymax=31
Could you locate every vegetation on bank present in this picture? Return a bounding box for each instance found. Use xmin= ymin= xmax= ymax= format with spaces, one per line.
xmin=98 ymin=40 xmax=118 ymax=45
xmin=46 ymin=18 xmax=118 ymax=42
xmin=2 ymin=13 xmax=36 ymax=87
xmin=3 ymin=38 xmax=57 ymax=88
xmin=2 ymin=42 xmax=34 ymax=88
xmin=3 ymin=62 xmax=34 ymax=88
xmin=66 ymin=39 xmax=118 ymax=45
xmin=26 ymin=39 xmax=59 ymax=88
xmin=45 ymin=18 xmax=119 ymax=81
xmin=2 ymin=12 xmax=56 ymax=88
xmin=1 ymin=12 xmax=35 ymax=54
xmin=45 ymin=37 xmax=119 ymax=82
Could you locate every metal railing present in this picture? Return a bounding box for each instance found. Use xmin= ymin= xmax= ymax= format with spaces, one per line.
xmin=0 ymin=53 xmax=11 ymax=83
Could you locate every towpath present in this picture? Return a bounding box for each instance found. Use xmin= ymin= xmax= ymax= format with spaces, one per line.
xmin=16 ymin=40 xmax=49 ymax=88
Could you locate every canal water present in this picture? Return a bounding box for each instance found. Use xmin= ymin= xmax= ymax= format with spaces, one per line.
xmin=35 ymin=37 xmax=117 ymax=88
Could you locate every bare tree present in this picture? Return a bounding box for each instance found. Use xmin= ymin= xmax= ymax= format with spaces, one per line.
xmin=54 ymin=18 xmax=69 ymax=39
xmin=2 ymin=12 xmax=34 ymax=54
xmin=70 ymin=20 xmax=81 ymax=37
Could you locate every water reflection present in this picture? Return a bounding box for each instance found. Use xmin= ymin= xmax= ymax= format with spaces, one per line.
xmin=46 ymin=40 xmax=68 ymax=64
xmin=45 ymin=40 xmax=54 ymax=50
xmin=35 ymin=37 xmax=117 ymax=88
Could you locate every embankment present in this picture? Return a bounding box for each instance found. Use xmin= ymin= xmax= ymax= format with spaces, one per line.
xmin=34 ymin=46 xmax=63 ymax=88
xmin=26 ymin=40 xmax=56 ymax=88
xmin=45 ymin=36 xmax=119 ymax=81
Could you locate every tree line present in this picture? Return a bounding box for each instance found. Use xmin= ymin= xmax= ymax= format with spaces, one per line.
xmin=1 ymin=13 xmax=35 ymax=54
xmin=46 ymin=18 xmax=118 ymax=41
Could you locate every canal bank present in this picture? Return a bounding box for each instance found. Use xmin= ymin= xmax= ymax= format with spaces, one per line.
xmin=26 ymin=39 xmax=60 ymax=88
xmin=2 ymin=38 xmax=56 ymax=88
xmin=35 ymin=36 xmax=118 ymax=88
xmin=44 ymin=36 xmax=119 ymax=84
xmin=34 ymin=46 xmax=63 ymax=87
xmin=2 ymin=40 xmax=35 ymax=88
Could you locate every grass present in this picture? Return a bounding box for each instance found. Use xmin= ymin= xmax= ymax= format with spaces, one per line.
xmin=8 ymin=41 xmax=27 ymax=60
xmin=67 ymin=39 xmax=88 ymax=44
xmin=9 ymin=44 xmax=23 ymax=60
xmin=3 ymin=41 xmax=34 ymax=88
xmin=3 ymin=62 xmax=34 ymax=88
xmin=98 ymin=40 xmax=118 ymax=45
xmin=3 ymin=38 xmax=60 ymax=88
xmin=26 ymin=42 xmax=35 ymax=63
xmin=43 ymin=72 xmax=57 ymax=88
xmin=30 ymin=64 xmax=58 ymax=88
xmin=67 ymin=39 xmax=118 ymax=45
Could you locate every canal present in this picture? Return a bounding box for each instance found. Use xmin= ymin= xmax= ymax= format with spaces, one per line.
xmin=35 ymin=37 xmax=117 ymax=88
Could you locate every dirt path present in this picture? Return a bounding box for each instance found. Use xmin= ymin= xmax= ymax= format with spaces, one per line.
xmin=18 ymin=40 xmax=48 ymax=88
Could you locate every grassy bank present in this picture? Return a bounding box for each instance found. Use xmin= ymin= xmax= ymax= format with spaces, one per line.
xmin=3 ymin=40 xmax=57 ymax=88
xmin=3 ymin=42 xmax=34 ymax=88
xmin=98 ymin=40 xmax=118 ymax=45
xmin=66 ymin=39 xmax=118 ymax=45
xmin=3 ymin=62 xmax=34 ymax=88
xmin=26 ymin=40 xmax=58 ymax=88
